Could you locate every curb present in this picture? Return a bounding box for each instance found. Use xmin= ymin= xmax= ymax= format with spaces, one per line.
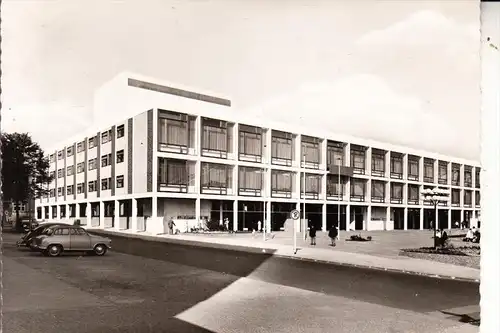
xmin=88 ymin=229 xmax=480 ymax=284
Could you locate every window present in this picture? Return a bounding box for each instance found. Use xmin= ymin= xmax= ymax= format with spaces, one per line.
xmin=77 ymin=183 xmax=84 ymax=194
xmin=438 ymin=162 xmax=448 ymax=185
xmin=407 ymin=156 xmax=419 ymax=180
xmin=390 ymin=153 xmax=403 ymax=179
xmin=116 ymin=150 xmax=124 ymax=163
xmin=350 ymin=147 xmax=366 ymax=174
xmin=475 ymin=169 xmax=480 ymax=188
xmin=327 ymin=142 xmax=344 ymax=167
xmin=88 ymin=158 xmax=97 ymax=171
xmin=423 ymin=160 xmax=434 ymax=183
xmin=116 ymin=175 xmax=124 ymax=188
xmin=66 ymin=165 xmax=74 ymax=176
xmin=158 ymin=159 xmax=187 ymax=186
xmin=464 ymin=167 xmax=472 ymax=187
xmin=202 ymin=118 xmax=228 ymax=156
xmin=239 ymin=167 xmax=263 ymax=195
xmin=451 ymin=165 xmax=460 ymax=186
xmin=371 ymin=180 xmax=385 ymax=202
xmin=350 ymin=179 xmax=365 ymax=201
xmin=271 ymin=131 xmax=293 ymax=165
xmin=451 ymin=189 xmax=460 ymax=206
xmin=371 ymin=150 xmax=385 ymax=176
xmin=271 ymin=170 xmax=293 ymax=197
xmin=201 ymin=163 xmax=230 ymax=189
xmin=66 ymin=146 xmax=74 ymax=157
xmin=57 ymin=150 xmax=64 ymax=160
xmin=49 ymin=189 xmax=55 ymax=197
xmin=88 ymin=180 xmax=97 ymax=192
xmin=158 ymin=111 xmax=189 ymax=148
xmin=66 ymin=185 xmax=74 ymax=195
xmin=475 ymin=191 xmax=480 ymax=206
xmin=101 ymin=178 xmax=111 ymax=190
xmin=71 ymin=228 xmax=87 ymax=235
xmin=101 ymin=154 xmax=112 ymax=167
xmin=50 ymin=154 xmax=55 ymax=163
xmin=301 ymin=136 xmax=321 ymax=167
xmin=390 ymin=183 xmax=403 ymax=203
xmin=54 ymin=228 xmax=70 ymax=236
xmin=57 ymin=169 xmax=65 ymax=178
xmin=326 ymin=175 xmax=344 ymax=198
xmin=408 ymin=185 xmax=419 ymax=204
xmin=57 ymin=187 xmax=64 ymax=197
xmin=301 ymin=173 xmax=321 ymax=197
xmin=464 ymin=190 xmax=472 ymax=206
xmin=77 ymin=162 xmax=85 ymax=173
xmin=101 ymin=130 xmax=111 ymax=144
xmin=50 ymin=171 xmax=56 ymax=179
xmin=77 ymin=141 xmax=85 ymax=153
xmin=117 ymin=124 xmax=125 ymax=138
xmin=88 ymin=136 xmax=96 ymax=149
xmin=239 ymin=125 xmax=263 ymax=161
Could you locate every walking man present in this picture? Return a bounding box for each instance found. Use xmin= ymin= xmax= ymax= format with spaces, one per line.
xmin=309 ymin=224 xmax=317 ymax=245
xmin=328 ymin=225 xmax=338 ymax=247
xmin=168 ymin=217 xmax=176 ymax=235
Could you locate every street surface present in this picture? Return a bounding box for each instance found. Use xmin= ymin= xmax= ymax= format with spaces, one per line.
xmin=1 ymin=232 xmax=479 ymax=333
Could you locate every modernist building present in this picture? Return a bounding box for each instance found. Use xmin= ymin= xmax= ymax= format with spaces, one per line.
xmin=36 ymin=73 xmax=481 ymax=234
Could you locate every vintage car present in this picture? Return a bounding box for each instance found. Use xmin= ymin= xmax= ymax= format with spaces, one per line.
xmin=33 ymin=225 xmax=112 ymax=257
xmin=17 ymin=222 xmax=69 ymax=249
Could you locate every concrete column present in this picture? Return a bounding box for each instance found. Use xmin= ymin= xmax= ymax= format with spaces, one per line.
xmin=233 ymin=122 xmax=239 ymax=159
xmin=114 ymin=200 xmax=120 ymax=230
xmin=403 ymin=207 xmax=408 ymax=230
xmin=366 ymin=147 xmax=372 ymax=176
xmin=403 ymin=183 xmax=408 ymax=205
xmin=345 ymin=144 xmax=351 ymax=202
xmin=49 ymin=206 xmax=53 ymax=220
xmin=195 ymin=161 xmax=201 ymax=194
xmin=264 ymin=128 xmax=272 ymax=164
xmin=131 ymin=198 xmax=138 ymax=231
xmin=460 ymin=209 xmax=464 ymax=223
xmin=151 ymin=196 xmax=158 ymax=233
xmin=366 ymin=205 xmax=371 ymax=231
xmin=195 ymin=115 xmax=202 ymax=156
xmin=385 ymin=151 xmax=391 ymax=178
xmin=433 ymin=160 xmax=439 ymax=184
xmin=86 ymin=203 xmax=91 ymax=227
xmin=402 ymin=154 xmax=408 ymax=181
xmin=419 ymin=208 xmax=424 ymax=230
xmin=295 ymin=134 xmax=302 ymax=168
xmin=233 ymin=200 xmax=238 ymax=232
xmin=56 ymin=205 xmax=61 ymax=220
xmin=65 ymin=204 xmax=69 ymax=218
xmin=266 ymin=200 xmax=271 ymax=232
xmin=195 ymin=198 xmax=201 ymax=225
xmin=321 ymin=203 xmax=327 ymax=232
xmin=346 ymin=205 xmax=351 ymax=231
xmin=99 ymin=201 xmax=104 ymax=227
xmin=366 ymin=179 xmax=371 ymax=203
xmin=75 ymin=203 xmax=80 ymax=219
xmin=418 ymin=158 xmax=424 ymax=182
xmin=385 ymin=207 xmax=390 ymax=231
xmin=459 ymin=164 xmax=465 ymax=187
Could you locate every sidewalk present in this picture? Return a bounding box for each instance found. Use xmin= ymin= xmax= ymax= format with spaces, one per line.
xmin=90 ymin=228 xmax=480 ymax=283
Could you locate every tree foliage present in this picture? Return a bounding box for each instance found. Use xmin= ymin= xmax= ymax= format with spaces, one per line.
xmin=1 ymin=132 xmax=53 ymax=206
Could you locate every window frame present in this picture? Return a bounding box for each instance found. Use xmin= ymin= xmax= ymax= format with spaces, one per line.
xmin=371 ymin=180 xmax=385 ymax=203
xmin=271 ymin=170 xmax=293 ymax=198
xmin=238 ymin=166 xmax=263 ymax=196
xmin=117 ymin=124 xmax=125 ymax=139
xmin=390 ymin=182 xmax=403 ymax=204
xmin=271 ymin=131 xmax=293 ymax=166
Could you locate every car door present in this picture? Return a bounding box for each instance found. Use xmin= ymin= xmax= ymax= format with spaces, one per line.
xmin=70 ymin=228 xmax=91 ymax=250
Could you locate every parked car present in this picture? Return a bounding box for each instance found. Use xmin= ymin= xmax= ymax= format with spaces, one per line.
xmin=20 ymin=218 xmax=39 ymax=233
xmin=33 ymin=225 xmax=112 ymax=257
xmin=17 ymin=222 xmax=70 ymax=250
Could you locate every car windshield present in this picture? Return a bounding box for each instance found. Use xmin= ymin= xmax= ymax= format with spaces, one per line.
xmin=43 ymin=228 xmax=55 ymax=236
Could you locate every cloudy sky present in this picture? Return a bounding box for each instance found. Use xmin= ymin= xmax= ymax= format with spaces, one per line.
xmin=2 ymin=0 xmax=480 ymax=160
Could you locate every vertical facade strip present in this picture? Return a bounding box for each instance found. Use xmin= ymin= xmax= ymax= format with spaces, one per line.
xmin=73 ymin=143 xmax=77 ymax=200
xmin=111 ymin=125 xmax=117 ymax=196
xmin=146 ymin=110 xmax=154 ymax=192
xmin=96 ymin=132 xmax=101 ymax=198
xmin=84 ymin=137 xmax=88 ymax=199
xmin=127 ymin=118 xmax=134 ymax=194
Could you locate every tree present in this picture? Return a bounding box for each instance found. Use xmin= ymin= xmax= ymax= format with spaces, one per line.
xmin=1 ymin=132 xmax=53 ymax=231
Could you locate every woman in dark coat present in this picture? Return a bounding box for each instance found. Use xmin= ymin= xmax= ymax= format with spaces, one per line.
xmin=309 ymin=224 xmax=317 ymax=245
xmin=328 ymin=225 xmax=338 ymax=247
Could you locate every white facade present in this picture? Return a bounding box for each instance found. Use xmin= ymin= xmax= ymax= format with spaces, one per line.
xmin=36 ymin=73 xmax=481 ymax=235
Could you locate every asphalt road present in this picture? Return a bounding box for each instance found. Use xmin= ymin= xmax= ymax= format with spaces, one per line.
xmin=1 ymin=231 xmax=480 ymax=333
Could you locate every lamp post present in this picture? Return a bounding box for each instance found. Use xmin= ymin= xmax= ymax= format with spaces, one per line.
xmin=421 ymin=187 xmax=450 ymax=248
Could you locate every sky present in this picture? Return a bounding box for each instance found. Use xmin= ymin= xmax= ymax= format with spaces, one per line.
xmin=1 ymin=0 xmax=481 ymax=160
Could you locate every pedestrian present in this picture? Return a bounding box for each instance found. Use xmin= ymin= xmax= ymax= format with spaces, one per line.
xmin=257 ymin=220 xmax=262 ymax=232
xmin=309 ymin=224 xmax=317 ymax=245
xmin=328 ymin=225 xmax=338 ymax=247
xmin=168 ymin=217 xmax=176 ymax=235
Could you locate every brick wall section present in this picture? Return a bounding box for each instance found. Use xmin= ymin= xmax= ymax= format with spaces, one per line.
xmin=147 ymin=110 xmax=153 ymax=192
xmin=127 ymin=118 xmax=133 ymax=194
xmin=111 ymin=125 xmax=116 ymax=196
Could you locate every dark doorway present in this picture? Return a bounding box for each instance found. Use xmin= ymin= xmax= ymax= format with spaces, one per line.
xmin=393 ymin=208 xmax=405 ymax=230
xmin=438 ymin=210 xmax=448 ymax=230
xmin=351 ymin=206 xmax=365 ymax=231
xmin=451 ymin=210 xmax=461 ymax=229
xmin=270 ymin=202 xmax=296 ymax=231
xmin=326 ymin=204 xmax=346 ymax=231
xmin=407 ymin=209 xmax=420 ymax=230
xmin=305 ymin=204 xmax=322 ymax=231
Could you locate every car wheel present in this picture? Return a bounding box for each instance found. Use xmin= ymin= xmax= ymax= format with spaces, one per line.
xmin=47 ymin=244 xmax=62 ymax=257
xmin=93 ymin=244 xmax=107 ymax=256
